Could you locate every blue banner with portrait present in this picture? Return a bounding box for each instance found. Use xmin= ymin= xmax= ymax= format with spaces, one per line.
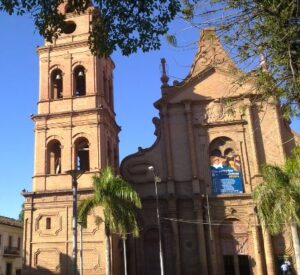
xmin=210 ymin=153 xmax=243 ymax=194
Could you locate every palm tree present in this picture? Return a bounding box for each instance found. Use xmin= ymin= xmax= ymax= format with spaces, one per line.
xmin=78 ymin=167 xmax=141 ymax=275
xmin=253 ymin=147 xmax=300 ymax=274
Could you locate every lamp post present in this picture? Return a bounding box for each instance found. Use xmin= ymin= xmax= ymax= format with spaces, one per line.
xmin=66 ymin=170 xmax=85 ymax=275
xmin=148 ymin=166 xmax=165 ymax=275
xmin=78 ymin=221 xmax=84 ymax=275
xmin=122 ymin=236 xmax=128 ymax=275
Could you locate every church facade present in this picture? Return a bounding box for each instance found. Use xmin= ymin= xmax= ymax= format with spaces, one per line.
xmin=120 ymin=29 xmax=299 ymax=275
xmin=22 ymin=2 xmax=122 ymax=274
xmin=20 ymin=1 xmax=299 ymax=273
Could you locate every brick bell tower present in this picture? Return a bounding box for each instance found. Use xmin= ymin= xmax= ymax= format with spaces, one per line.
xmin=23 ymin=2 xmax=121 ymax=274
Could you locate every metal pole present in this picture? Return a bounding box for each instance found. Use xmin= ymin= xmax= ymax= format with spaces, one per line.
xmin=72 ymin=177 xmax=78 ymax=275
xmin=79 ymin=223 xmax=83 ymax=275
xmin=153 ymin=174 xmax=165 ymax=275
xmin=148 ymin=166 xmax=164 ymax=275
xmin=205 ymin=193 xmax=213 ymax=241
xmin=123 ymin=237 xmax=127 ymax=275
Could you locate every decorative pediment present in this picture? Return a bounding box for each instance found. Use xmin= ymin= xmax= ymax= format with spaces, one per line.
xmin=158 ymin=29 xmax=250 ymax=105
xmin=188 ymin=28 xmax=237 ymax=79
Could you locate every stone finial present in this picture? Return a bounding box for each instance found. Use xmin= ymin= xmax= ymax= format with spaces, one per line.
xmin=160 ymin=58 xmax=169 ymax=87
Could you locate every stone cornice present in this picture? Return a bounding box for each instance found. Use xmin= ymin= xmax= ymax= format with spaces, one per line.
xmin=22 ymin=187 xmax=94 ymax=198
xmin=32 ymin=106 xmax=120 ymax=132
xmin=37 ymin=41 xmax=114 ymax=65
xmin=37 ymin=41 xmax=90 ymax=55
xmin=197 ymin=119 xmax=247 ymax=128
xmin=32 ymin=106 xmax=103 ymax=120
xmin=154 ymin=92 xmax=253 ymax=110
xmin=208 ymin=192 xmax=252 ymax=200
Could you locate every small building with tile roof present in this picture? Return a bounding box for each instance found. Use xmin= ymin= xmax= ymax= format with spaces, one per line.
xmin=0 ymin=216 xmax=22 ymax=275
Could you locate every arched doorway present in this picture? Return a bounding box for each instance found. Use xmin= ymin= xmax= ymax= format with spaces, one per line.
xmin=220 ymin=219 xmax=251 ymax=275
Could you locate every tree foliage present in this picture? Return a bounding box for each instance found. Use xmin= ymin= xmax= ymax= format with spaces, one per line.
xmin=253 ymin=147 xmax=300 ymax=234
xmin=2 ymin=0 xmax=300 ymax=114
xmin=78 ymin=166 xmax=141 ymax=237
xmin=253 ymin=147 xmax=300 ymax=273
xmin=77 ymin=167 xmax=141 ymax=275
xmin=170 ymin=0 xmax=300 ymax=116
xmin=0 ymin=0 xmax=191 ymax=57
xmin=18 ymin=203 xmax=24 ymax=222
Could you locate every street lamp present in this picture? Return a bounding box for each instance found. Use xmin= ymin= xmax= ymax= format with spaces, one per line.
xmin=148 ymin=166 xmax=165 ymax=275
xmin=66 ymin=169 xmax=85 ymax=275
xmin=78 ymin=220 xmax=84 ymax=275
xmin=122 ymin=235 xmax=128 ymax=275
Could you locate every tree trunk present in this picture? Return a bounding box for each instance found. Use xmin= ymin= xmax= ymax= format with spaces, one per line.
xmin=291 ymin=223 xmax=300 ymax=275
xmin=105 ymin=224 xmax=111 ymax=275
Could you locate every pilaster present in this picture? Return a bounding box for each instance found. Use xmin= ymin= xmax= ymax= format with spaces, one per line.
xmin=193 ymin=198 xmax=208 ymax=275
xmin=184 ymin=101 xmax=200 ymax=194
xmin=245 ymin=99 xmax=260 ymax=177
xmin=168 ymin=198 xmax=182 ymax=275
xmin=252 ymin=225 xmax=265 ymax=275
xmin=262 ymin=226 xmax=276 ymax=275
xmin=161 ymin=105 xmax=175 ymax=194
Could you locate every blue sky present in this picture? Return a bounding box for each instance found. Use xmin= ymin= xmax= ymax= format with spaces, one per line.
xmin=0 ymin=13 xmax=299 ymax=219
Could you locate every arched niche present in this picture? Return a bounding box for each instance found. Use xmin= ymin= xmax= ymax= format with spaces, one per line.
xmin=73 ymin=66 xmax=86 ymax=96
xmin=47 ymin=139 xmax=61 ymax=174
xmin=50 ymin=69 xmax=63 ymax=99
xmin=74 ymin=137 xmax=90 ymax=171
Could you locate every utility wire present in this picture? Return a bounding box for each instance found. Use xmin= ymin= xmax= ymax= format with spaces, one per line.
xmin=161 ymin=217 xmax=286 ymax=227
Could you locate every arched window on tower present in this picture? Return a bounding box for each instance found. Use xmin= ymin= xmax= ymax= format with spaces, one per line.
xmin=47 ymin=140 xmax=61 ymax=174
xmin=74 ymin=66 xmax=86 ymax=96
xmin=75 ymin=138 xmax=90 ymax=171
xmin=51 ymin=69 xmax=63 ymax=99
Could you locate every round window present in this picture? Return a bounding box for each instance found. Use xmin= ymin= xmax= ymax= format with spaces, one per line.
xmin=63 ymin=21 xmax=77 ymax=34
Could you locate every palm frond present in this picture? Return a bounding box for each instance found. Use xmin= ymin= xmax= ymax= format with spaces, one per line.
xmin=254 ymin=147 xmax=300 ymax=234
xmin=78 ymin=196 xmax=97 ymax=227
xmin=105 ymin=177 xmax=142 ymax=208
xmin=260 ymin=165 xmax=289 ymax=187
xmin=81 ymin=166 xmax=141 ymax=238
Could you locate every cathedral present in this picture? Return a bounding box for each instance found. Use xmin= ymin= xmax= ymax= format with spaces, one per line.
xmin=120 ymin=30 xmax=299 ymax=275
xmin=22 ymin=1 xmax=299 ymax=275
